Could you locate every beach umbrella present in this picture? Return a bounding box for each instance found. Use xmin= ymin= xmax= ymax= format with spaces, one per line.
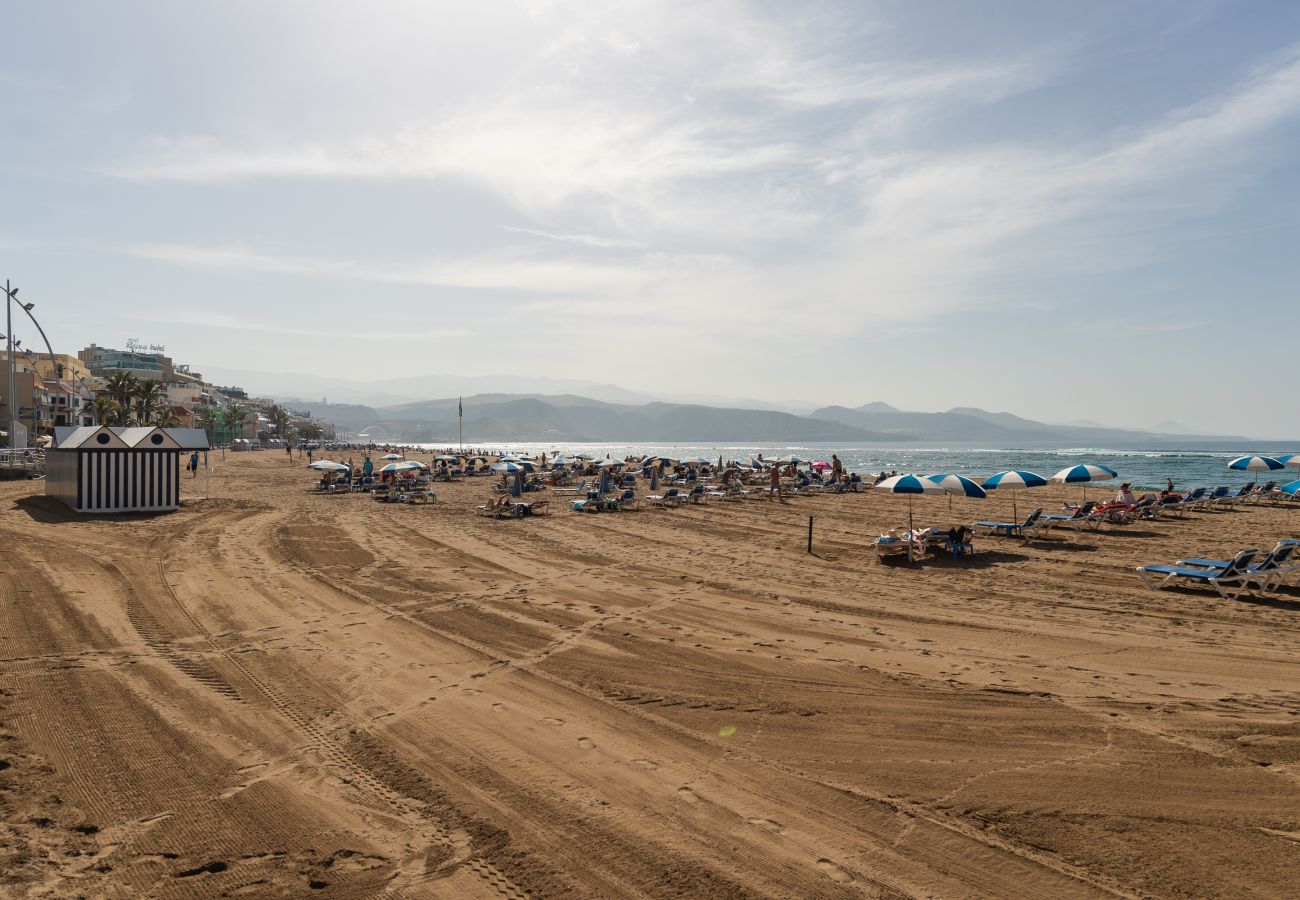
xmin=379 ymin=461 xmax=422 ymax=474
xmin=510 ymin=474 xmax=523 ymax=498
xmin=1051 ymin=463 xmax=1118 ymax=502
xmin=572 ymin=452 xmax=596 ymax=461
xmin=1228 ymin=455 xmax=1285 ymax=474
xmin=491 ymin=461 xmax=527 ymax=474
xmin=1275 ymin=453 xmax=1299 ymax=470
xmin=773 ymin=454 xmax=807 ymax=466
xmin=403 ymin=460 xmax=430 ymax=470
xmin=434 ymin=454 xmax=459 ymax=462
xmin=810 ymin=461 xmax=832 ymax=471
xmin=650 ymin=466 xmax=660 ymax=491
xmin=875 ymin=474 xmax=946 ymax=532
xmin=380 ymin=453 xmax=403 ymax=460
xmin=1280 ymin=479 xmax=1300 ymax=496
xmin=597 ymin=458 xmax=623 ymax=468
xmin=680 ymin=456 xmax=710 ymax=466
xmin=642 ymin=455 xmax=677 ymax=468
xmin=598 ymin=467 xmax=612 ymax=495
xmin=307 ymin=460 xmax=350 ymax=472
xmin=924 ymin=473 xmax=988 ymax=511
xmin=982 ymin=470 xmax=1047 ymax=521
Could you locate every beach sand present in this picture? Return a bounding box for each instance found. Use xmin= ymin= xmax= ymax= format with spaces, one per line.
xmin=2 ymin=454 xmax=1299 ymax=897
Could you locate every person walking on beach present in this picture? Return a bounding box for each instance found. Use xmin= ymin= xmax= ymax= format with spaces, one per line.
xmin=188 ymin=451 xmax=200 ymax=479
xmin=307 ymin=447 xmax=314 ymax=463
xmin=285 ymin=444 xmax=292 ymax=462
xmin=768 ymin=462 xmax=782 ymax=501
xmin=831 ymin=454 xmax=843 ymax=483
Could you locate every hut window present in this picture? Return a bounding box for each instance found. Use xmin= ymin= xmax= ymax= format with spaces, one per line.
xmin=151 ymin=434 xmax=164 ymax=445
xmin=96 ymin=433 xmax=110 ymax=445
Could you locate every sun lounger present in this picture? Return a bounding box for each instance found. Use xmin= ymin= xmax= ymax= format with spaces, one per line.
xmin=973 ymin=507 xmax=1047 ymax=538
xmin=552 ymin=480 xmax=590 ymax=497
xmin=1040 ymin=500 xmax=1101 ymax=530
xmin=1176 ymin=541 xmax=1298 ymax=594
xmin=476 ymin=498 xmax=520 ymax=518
xmin=1136 ymin=548 xmax=1259 ymax=599
xmin=646 ymin=488 xmax=685 ymax=508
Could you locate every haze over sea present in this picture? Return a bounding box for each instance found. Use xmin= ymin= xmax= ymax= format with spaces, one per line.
xmin=407 ymin=441 xmax=1300 ymax=491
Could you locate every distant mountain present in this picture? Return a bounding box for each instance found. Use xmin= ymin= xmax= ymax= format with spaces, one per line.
xmin=812 ymin=403 xmax=1252 ymax=446
xmin=290 ymin=394 xmax=897 ymax=443
xmin=279 ymin=392 xmax=1268 ymax=446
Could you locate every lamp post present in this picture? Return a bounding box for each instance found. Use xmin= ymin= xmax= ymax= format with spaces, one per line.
xmin=4 ymin=280 xmax=16 ymax=449
xmin=3 ymin=285 xmax=62 ymax=444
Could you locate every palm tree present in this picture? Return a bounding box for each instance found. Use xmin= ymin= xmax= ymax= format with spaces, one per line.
xmin=104 ymin=371 xmax=138 ymax=410
xmin=92 ymin=395 xmax=117 ymax=425
xmin=269 ymin=404 xmax=292 ymax=442
xmin=135 ymin=378 xmax=163 ymax=425
xmin=152 ymin=407 xmax=179 ymax=428
xmin=218 ymin=406 xmax=246 ymax=444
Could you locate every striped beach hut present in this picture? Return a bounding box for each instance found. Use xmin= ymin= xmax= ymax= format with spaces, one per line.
xmin=46 ymin=426 xmax=210 ymax=514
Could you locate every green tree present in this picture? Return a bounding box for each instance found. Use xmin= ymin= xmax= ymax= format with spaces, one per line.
xmin=134 ymin=378 xmax=162 ymax=425
xmin=218 ymin=405 xmax=246 ymax=444
xmin=104 ymin=371 xmax=138 ymax=410
xmin=92 ymin=395 xmax=118 ymax=425
xmin=269 ymin=404 xmax=292 ymax=442
xmin=152 ymin=407 xmax=180 ymax=428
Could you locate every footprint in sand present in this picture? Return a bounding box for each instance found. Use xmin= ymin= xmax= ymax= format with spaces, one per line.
xmin=747 ymin=818 xmax=784 ymax=833
xmin=541 ymin=717 xmax=565 ymax=726
xmin=491 ymin=703 xmax=506 ymax=712
xmin=816 ymin=859 xmax=853 ymax=883
xmin=632 ymin=758 xmax=658 ymax=769
xmin=462 ymin=688 xmax=481 ymax=695
xmin=677 ymin=787 xmax=699 ymax=803
xmin=578 ymin=737 xmax=595 ymax=749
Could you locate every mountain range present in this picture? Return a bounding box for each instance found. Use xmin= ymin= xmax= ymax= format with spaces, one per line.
xmin=276 ymin=394 xmax=1267 ymax=447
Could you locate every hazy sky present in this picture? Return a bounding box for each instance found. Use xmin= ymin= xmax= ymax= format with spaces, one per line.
xmin=4 ymin=1 xmax=1300 ymax=436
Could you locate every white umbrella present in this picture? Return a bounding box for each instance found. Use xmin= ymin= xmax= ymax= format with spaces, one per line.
xmin=379 ymin=461 xmax=423 ymax=474
xmin=308 ymin=460 xmax=350 ymax=472
xmin=924 ymin=473 xmax=987 ymax=511
xmin=875 ymin=474 xmax=946 ymax=532
xmin=982 ymin=470 xmax=1048 ymax=521
xmin=1228 ymin=455 xmax=1285 ymax=474
xmin=1051 ymin=464 xmax=1118 ymax=502
xmin=380 ymin=452 xmax=403 ymax=461
xmin=680 ymin=456 xmax=711 ymax=466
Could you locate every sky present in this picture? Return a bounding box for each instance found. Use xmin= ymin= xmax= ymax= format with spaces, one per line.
xmin=3 ymin=1 xmax=1300 ymax=437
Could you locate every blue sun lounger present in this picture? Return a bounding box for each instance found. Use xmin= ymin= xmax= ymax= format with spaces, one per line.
xmin=1175 ymin=541 xmax=1298 ymax=594
xmin=973 ymin=507 xmax=1045 ymax=538
xmin=1136 ymin=548 xmax=1259 ymax=599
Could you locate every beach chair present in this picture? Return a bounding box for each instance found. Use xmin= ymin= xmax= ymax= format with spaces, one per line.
xmin=611 ymin=488 xmax=640 ymax=510
xmin=973 ymin=507 xmax=1046 ymax=539
xmin=1040 ymin=500 xmax=1100 ymax=530
xmin=684 ymin=484 xmax=708 ymax=505
xmin=552 ymin=480 xmax=590 ymax=497
xmin=1176 ymin=541 xmax=1298 ymax=594
xmin=476 ymin=498 xmax=518 ymax=518
xmin=1199 ymin=486 xmax=1230 ymax=508
xmin=1136 ymin=548 xmax=1259 ymax=599
xmin=645 ymin=488 xmax=684 ymax=508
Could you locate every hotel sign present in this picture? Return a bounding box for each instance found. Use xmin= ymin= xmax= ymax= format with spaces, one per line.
xmin=125 ymin=338 xmax=166 ymax=353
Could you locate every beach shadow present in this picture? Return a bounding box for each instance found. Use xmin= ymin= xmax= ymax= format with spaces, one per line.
xmin=1034 ymin=539 xmax=1101 ymax=553
xmin=12 ymin=495 xmax=176 ymax=524
xmin=1237 ymin=594 xmax=1300 ymax=612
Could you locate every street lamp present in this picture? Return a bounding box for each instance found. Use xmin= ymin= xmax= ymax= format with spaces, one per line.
xmin=4 ymin=280 xmax=17 ymax=450
xmin=4 ymin=284 xmax=63 ymax=447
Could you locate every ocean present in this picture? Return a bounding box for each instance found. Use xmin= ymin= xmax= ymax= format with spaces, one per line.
xmin=406 ymin=441 xmax=1300 ymax=491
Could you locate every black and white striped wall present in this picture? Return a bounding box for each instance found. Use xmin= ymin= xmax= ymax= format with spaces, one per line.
xmin=47 ymin=449 xmax=181 ymax=513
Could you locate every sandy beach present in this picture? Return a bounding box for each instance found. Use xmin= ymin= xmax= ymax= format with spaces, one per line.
xmin=2 ymin=454 xmax=1299 ymax=898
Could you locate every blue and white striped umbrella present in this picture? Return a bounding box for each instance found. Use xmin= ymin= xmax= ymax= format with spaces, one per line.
xmin=1051 ymin=464 xmax=1118 ymax=484
xmin=379 ymin=461 xmax=423 ymax=474
xmin=1228 ymin=455 xmax=1285 ymax=473
xmin=924 ymin=473 xmax=988 ymax=498
xmin=983 ymin=470 xmax=1046 ymax=520
xmin=983 ymin=470 xmax=1048 ymax=490
xmin=491 ymin=461 xmax=528 ymax=474
xmin=875 ymin=474 xmax=945 ymax=531
xmin=1273 ymin=453 xmax=1299 ymax=470
xmin=1280 ymin=479 xmax=1300 ymax=496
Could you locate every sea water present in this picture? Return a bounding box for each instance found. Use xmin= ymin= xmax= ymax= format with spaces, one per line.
xmin=407 ymin=441 xmax=1299 ymax=491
